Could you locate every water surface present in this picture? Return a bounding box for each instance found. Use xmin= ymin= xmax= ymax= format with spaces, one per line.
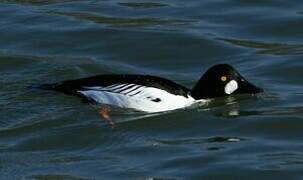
xmin=1 ymin=0 xmax=303 ymax=179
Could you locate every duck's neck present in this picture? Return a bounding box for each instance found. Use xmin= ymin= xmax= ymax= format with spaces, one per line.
xmin=190 ymin=78 xmax=217 ymax=100
xmin=191 ymin=83 xmax=206 ymax=100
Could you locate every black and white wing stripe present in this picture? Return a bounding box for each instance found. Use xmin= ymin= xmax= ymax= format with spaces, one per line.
xmin=82 ymin=83 xmax=144 ymax=96
xmin=81 ymin=83 xmax=165 ymax=103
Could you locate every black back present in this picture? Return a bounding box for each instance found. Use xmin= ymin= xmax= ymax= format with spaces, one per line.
xmin=52 ymin=74 xmax=191 ymax=97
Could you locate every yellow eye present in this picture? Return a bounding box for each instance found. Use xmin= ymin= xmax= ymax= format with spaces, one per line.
xmin=221 ymin=76 xmax=227 ymax=82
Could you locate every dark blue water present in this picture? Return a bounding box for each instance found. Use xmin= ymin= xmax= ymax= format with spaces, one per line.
xmin=1 ymin=0 xmax=303 ymax=179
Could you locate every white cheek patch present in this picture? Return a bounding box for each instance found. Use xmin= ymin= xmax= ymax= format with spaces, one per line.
xmin=224 ymin=80 xmax=238 ymax=95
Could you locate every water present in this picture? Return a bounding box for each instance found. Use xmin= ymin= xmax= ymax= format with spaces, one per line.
xmin=1 ymin=0 xmax=303 ymax=179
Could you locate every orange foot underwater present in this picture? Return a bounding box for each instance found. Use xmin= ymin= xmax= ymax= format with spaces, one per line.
xmin=98 ymin=107 xmax=115 ymax=129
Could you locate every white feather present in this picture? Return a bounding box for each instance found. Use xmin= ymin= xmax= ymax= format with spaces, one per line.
xmin=224 ymin=80 xmax=238 ymax=95
xmin=78 ymin=85 xmax=203 ymax=112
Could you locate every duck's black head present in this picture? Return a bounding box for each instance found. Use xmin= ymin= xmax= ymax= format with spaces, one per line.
xmin=191 ymin=64 xmax=263 ymax=99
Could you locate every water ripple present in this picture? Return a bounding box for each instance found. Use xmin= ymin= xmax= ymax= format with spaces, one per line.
xmin=52 ymin=12 xmax=192 ymax=27
xmin=30 ymin=174 xmax=90 ymax=180
xmin=251 ymin=151 xmax=303 ymax=170
xmin=118 ymin=2 xmax=169 ymax=9
xmin=0 ymin=0 xmax=75 ymax=6
xmin=219 ymin=37 xmax=303 ymax=55
xmin=155 ymin=136 xmax=243 ymax=146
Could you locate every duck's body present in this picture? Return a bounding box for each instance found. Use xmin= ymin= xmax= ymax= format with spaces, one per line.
xmin=49 ymin=74 xmax=203 ymax=112
xmin=41 ymin=64 xmax=262 ymax=113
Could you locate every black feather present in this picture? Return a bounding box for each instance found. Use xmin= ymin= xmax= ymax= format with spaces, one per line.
xmin=42 ymin=74 xmax=190 ymax=97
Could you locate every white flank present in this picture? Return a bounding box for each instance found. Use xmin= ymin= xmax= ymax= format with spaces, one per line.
xmin=224 ymin=80 xmax=238 ymax=95
xmin=78 ymin=85 xmax=203 ymax=112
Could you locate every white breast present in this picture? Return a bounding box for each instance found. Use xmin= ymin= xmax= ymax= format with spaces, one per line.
xmin=78 ymin=84 xmax=202 ymax=113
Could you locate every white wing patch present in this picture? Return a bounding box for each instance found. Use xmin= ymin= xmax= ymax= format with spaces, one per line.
xmin=78 ymin=84 xmax=200 ymax=112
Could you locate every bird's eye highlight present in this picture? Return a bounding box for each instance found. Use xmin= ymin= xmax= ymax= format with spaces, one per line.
xmin=221 ymin=76 xmax=227 ymax=82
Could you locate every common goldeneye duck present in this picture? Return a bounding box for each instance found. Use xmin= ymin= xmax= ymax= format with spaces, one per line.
xmin=41 ymin=64 xmax=262 ymax=113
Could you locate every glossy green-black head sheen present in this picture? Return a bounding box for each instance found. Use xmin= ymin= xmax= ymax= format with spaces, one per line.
xmin=191 ymin=64 xmax=263 ymax=99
